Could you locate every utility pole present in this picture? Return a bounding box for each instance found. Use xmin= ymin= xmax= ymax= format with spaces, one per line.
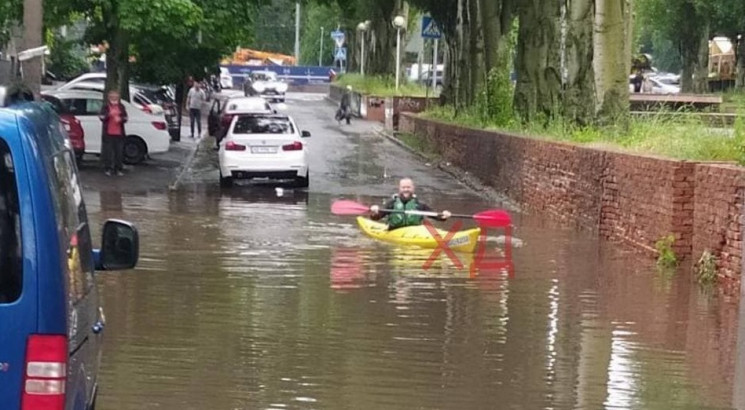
xmin=22 ymin=0 xmax=43 ymax=97
xmin=319 ymin=27 xmax=324 ymax=66
xmin=294 ymin=2 xmax=301 ymax=65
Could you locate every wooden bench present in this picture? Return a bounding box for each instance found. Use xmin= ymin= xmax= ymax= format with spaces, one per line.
xmin=629 ymin=93 xmax=723 ymax=112
xmin=630 ymin=111 xmax=737 ymax=127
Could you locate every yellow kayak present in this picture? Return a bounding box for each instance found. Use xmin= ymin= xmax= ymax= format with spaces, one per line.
xmin=356 ymin=216 xmax=481 ymax=253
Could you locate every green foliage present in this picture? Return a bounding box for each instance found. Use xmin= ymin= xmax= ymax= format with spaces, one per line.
xmin=334 ymin=73 xmax=429 ymax=97
xmin=694 ymin=250 xmax=718 ymax=286
xmin=252 ymin=0 xmax=297 ymax=55
xmin=0 ymin=0 xmax=20 ymax=46
xmin=655 ymin=235 xmax=678 ymax=270
xmin=47 ymin=34 xmax=89 ymax=81
xmin=300 ymin=1 xmax=343 ymax=66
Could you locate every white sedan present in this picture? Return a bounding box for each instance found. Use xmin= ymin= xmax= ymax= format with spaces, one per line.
xmin=41 ymin=89 xmax=171 ymax=164
xmin=218 ymin=113 xmax=310 ymax=188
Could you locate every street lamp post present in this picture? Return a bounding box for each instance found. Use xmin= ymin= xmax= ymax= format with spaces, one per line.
xmin=392 ymin=15 xmax=406 ymax=91
xmin=319 ymin=27 xmax=324 ymax=66
xmin=357 ymin=21 xmax=369 ymax=76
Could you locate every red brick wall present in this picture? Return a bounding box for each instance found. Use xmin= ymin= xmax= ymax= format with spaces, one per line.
xmin=400 ymin=113 xmax=744 ymax=291
xmin=692 ymin=164 xmax=745 ymax=292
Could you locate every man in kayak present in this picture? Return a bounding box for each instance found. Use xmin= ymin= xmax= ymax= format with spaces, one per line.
xmin=370 ymin=178 xmax=452 ymax=230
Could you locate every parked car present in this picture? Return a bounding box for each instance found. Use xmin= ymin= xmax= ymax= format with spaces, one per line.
xmin=55 ymin=72 xmax=107 ymax=90
xmin=60 ymin=81 xmax=165 ymax=115
xmin=208 ymin=96 xmax=276 ymax=141
xmin=127 ymin=85 xmax=179 ymax=139
xmin=0 ymin=85 xmax=139 ymax=410
xmin=218 ymin=112 xmax=310 ymax=188
xmin=41 ymin=89 xmax=171 ymax=165
xmin=248 ymin=71 xmax=288 ymax=102
xmin=40 ymin=94 xmax=86 ymax=162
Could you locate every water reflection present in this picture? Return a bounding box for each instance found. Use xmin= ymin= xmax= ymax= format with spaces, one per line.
xmin=736 ymin=289 xmax=745 ymax=409
xmin=86 ymin=188 xmax=743 ymax=410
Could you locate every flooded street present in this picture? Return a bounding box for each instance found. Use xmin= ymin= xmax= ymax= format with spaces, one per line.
xmin=78 ymin=93 xmax=744 ymax=409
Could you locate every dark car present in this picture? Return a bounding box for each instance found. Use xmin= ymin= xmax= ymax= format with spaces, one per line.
xmin=40 ymin=94 xmax=86 ymax=163
xmin=0 ymin=86 xmax=140 ymax=410
xmin=132 ymin=85 xmax=180 ymax=139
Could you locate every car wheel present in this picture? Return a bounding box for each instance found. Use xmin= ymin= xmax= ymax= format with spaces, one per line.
xmin=123 ymin=136 xmax=147 ymax=165
xmin=220 ymin=170 xmax=233 ymax=188
xmin=294 ymin=170 xmax=309 ymax=188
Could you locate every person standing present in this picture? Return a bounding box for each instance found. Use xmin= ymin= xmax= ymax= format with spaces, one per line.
xmin=98 ymin=90 xmax=128 ymax=176
xmin=187 ymin=81 xmax=206 ymax=139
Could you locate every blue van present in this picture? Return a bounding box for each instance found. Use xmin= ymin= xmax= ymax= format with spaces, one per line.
xmin=0 ymin=85 xmax=139 ymax=410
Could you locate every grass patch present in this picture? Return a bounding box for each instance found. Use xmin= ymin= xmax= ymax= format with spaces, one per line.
xmin=421 ymin=104 xmax=745 ymax=164
xmin=694 ymin=250 xmax=718 ymax=286
xmin=655 ymin=234 xmax=678 ymax=271
xmin=333 ymin=73 xmax=431 ymax=97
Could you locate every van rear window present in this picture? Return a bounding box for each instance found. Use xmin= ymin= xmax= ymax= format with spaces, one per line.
xmin=0 ymin=139 xmax=22 ymax=304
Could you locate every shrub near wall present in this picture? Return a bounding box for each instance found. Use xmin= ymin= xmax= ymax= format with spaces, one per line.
xmin=399 ymin=113 xmax=744 ymax=292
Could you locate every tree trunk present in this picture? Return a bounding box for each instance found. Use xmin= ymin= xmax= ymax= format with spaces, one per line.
xmin=737 ymin=37 xmax=745 ymax=90
xmin=513 ymin=0 xmax=562 ymax=123
xmin=468 ymin=0 xmax=485 ymax=106
xmin=480 ymin=0 xmax=501 ymax=73
xmin=22 ymin=0 xmax=43 ymax=97
xmin=693 ymin=24 xmax=709 ymax=94
xmin=562 ymin=0 xmax=595 ymax=125
xmin=102 ymin=0 xmax=127 ymax=97
xmin=454 ymin=0 xmax=469 ymax=110
xmin=594 ymin=0 xmax=630 ymax=127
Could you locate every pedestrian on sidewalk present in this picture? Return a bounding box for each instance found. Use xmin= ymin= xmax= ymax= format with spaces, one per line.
xmin=187 ymin=81 xmax=206 ymax=139
xmin=98 ymin=89 xmax=128 ymax=176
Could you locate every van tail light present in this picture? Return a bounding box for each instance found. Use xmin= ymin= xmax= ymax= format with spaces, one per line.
xmin=282 ymin=141 xmax=303 ymax=151
xmin=151 ymin=121 xmax=167 ymax=130
xmin=21 ymin=335 xmax=67 ymax=410
xmin=225 ymin=141 xmax=246 ymax=151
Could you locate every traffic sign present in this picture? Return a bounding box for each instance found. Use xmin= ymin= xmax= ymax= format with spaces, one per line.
xmin=331 ymin=30 xmax=345 ymax=47
xmin=334 ymin=47 xmax=347 ymax=61
xmin=421 ymin=16 xmax=442 ymax=39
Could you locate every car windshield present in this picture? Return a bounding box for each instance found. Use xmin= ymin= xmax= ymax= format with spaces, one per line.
xmin=252 ymin=72 xmax=276 ymax=81
xmin=233 ymin=116 xmax=294 ymax=134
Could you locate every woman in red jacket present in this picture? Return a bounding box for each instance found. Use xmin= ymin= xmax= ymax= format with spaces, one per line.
xmin=98 ymin=90 xmax=128 ymax=176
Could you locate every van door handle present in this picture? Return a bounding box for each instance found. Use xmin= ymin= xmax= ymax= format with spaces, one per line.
xmin=92 ymin=321 xmax=105 ymax=334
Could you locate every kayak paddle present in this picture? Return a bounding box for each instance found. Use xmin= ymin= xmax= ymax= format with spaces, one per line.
xmin=330 ymin=199 xmax=512 ymax=227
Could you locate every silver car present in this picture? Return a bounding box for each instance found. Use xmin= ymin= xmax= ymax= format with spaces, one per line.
xmin=249 ymin=71 xmax=288 ymax=102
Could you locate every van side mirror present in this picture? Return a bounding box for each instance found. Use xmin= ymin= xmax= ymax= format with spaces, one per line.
xmin=98 ymin=219 xmax=139 ymax=270
xmin=301 ymin=130 xmax=311 ymax=138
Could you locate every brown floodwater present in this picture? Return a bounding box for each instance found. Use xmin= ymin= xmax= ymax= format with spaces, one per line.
xmin=83 ymin=184 xmax=744 ymax=410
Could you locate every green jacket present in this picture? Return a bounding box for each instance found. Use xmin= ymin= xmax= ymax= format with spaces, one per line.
xmin=372 ymin=194 xmax=445 ymax=229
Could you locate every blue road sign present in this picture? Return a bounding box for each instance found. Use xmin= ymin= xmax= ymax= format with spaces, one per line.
xmin=331 ymin=30 xmax=345 ymax=46
xmin=334 ymin=47 xmax=347 ymax=61
xmin=421 ymin=16 xmax=442 ymax=39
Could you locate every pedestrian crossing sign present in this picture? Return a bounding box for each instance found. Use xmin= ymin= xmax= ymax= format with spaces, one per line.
xmin=334 ymin=47 xmax=347 ymax=61
xmin=421 ymin=16 xmax=442 ymax=39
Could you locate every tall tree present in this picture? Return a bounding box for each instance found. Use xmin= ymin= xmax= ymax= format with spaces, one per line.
xmin=594 ymin=0 xmax=630 ymax=126
xmin=562 ymin=0 xmax=595 ymax=125
xmin=513 ymin=0 xmax=562 ymax=123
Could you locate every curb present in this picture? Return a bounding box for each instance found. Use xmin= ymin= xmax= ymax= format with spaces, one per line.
xmin=168 ymin=137 xmax=203 ymax=191
xmin=373 ymin=127 xmax=522 ymax=212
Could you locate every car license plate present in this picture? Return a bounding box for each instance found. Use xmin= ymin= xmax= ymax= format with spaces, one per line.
xmin=251 ymin=146 xmax=277 ymax=154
